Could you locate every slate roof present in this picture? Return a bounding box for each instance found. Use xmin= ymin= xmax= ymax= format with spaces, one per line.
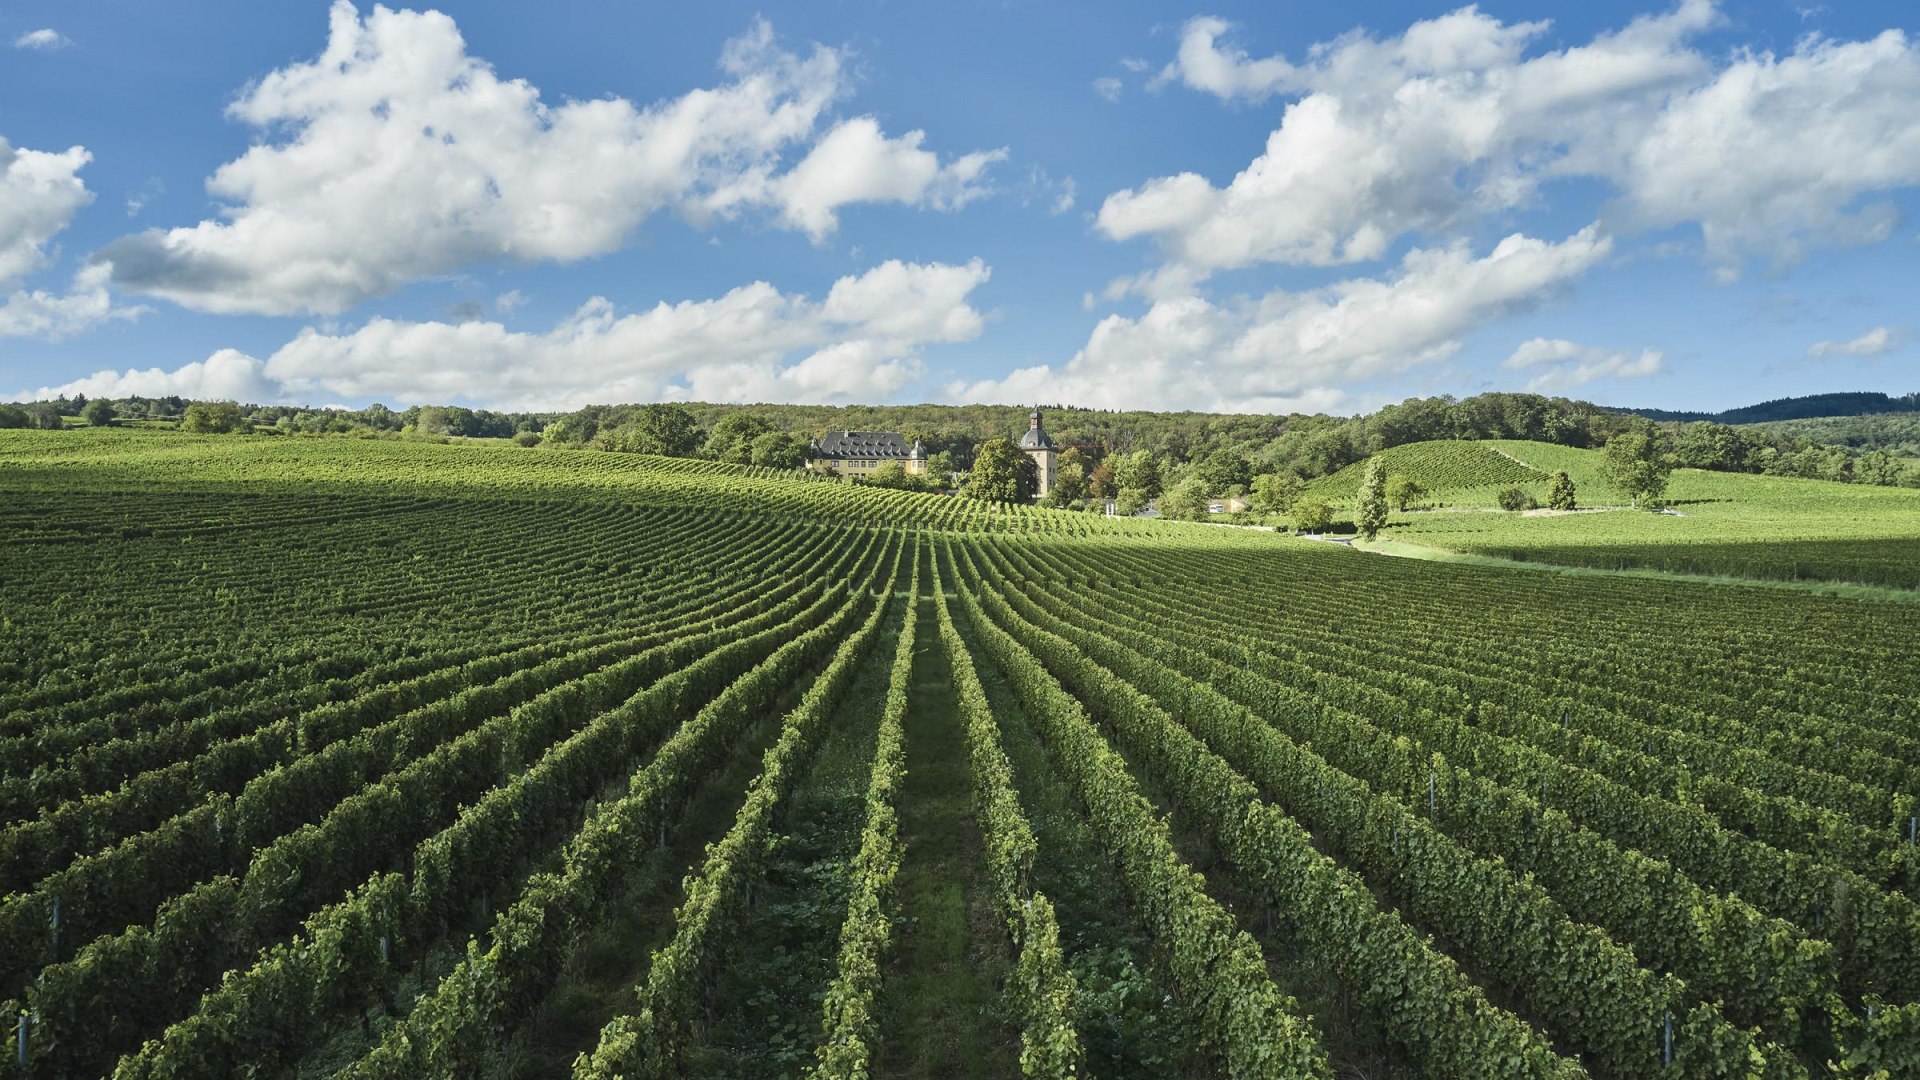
xmin=813 ymin=430 xmax=923 ymax=459
xmin=1019 ymin=409 xmax=1055 ymax=451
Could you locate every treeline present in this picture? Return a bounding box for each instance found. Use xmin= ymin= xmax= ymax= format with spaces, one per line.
xmin=9 ymin=390 xmax=1916 ymax=494
xmin=1622 ymin=390 xmax=1920 ymax=425
xmin=1749 ymin=412 xmax=1920 ymax=457
xmin=0 ymin=394 xmax=543 ymax=440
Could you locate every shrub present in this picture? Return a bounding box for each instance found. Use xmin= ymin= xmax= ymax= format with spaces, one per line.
xmin=1497 ymin=487 xmax=1539 ymax=512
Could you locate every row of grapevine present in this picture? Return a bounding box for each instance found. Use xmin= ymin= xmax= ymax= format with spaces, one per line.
xmin=5 ymin=533 xmax=894 ymax=1079
xmin=808 ymin=550 xmax=919 ymax=1078
xmin=927 ymin=552 xmax=1081 ymax=1078
xmin=953 ymin=547 xmax=1590 ymax=1078
xmin=0 ymin=518 xmax=856 ymax=1001
xmin=972 ymin=544 xmax=1804 ymax=1075
xmin=573 ymin=544 xmax=908 ymax=1077
xmin=338 ymin=536 xmax=905 ymax=1080
xmin=944 ymin=544 xmax=1341 ymax=1080
xmin=103 ymin=536 xmax=901 ymax=1080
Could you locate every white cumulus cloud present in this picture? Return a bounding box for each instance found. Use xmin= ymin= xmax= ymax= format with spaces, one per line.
xmin=13 ymin=349 xmax=277 ymax=403
xmin=96 ymin=3 xmax=1001 ymax=316
xmin=771 ymin=117 xmax=1005 ymax=241
xmin=1808 ymin=326 xmax=1902 ymax=357
xmin=12 ymin=29 xmax=70 ymax=51
xmin=0 ymin=138 xmax=93 ymax=286
xmin=28 ymin=259 xmax=991 ymax=410
xmin=951 ymin=227 xmax=1609 ymax=412
xmin=0 ymin=138 xmax=145 ymax=339
xmin=1110 ymin=2 xmax=1920 ymax=287
xmin=1503 ymin=336 xmax=1664 ymax=392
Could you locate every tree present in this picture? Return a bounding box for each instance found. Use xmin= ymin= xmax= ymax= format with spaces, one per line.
xmin=1088 ymin=460 xmax=1115 ymax=499
xmin=966 ymin=437 xmax=1033 ymax=503
xmin=749 ymin=431 xmax=807 ymax=469
xmin=597 ymin=404 xmax=702 ymax=456
xmin=702 ymin=413 xmax=772 ymax=463
xmin=1195 ymin=449 xmax=1252 ymax=493
xmin=182 ymin=401 xmax=248 ymax=434
xmin=1355 ymin=459 xmax=1388 ymax=539
xmin=1548 ymin=470 xmax=1577 ymax=510
xmin=513 ymin=430 xmax=542 ymax=447
xmin=81 ymin=399 xmax=116 ymax=427
xmin=0 ymin=404 xmax=29 ymax=429
xmin=1859 ymin=449 xmax=1906 ymax=487
xmin=1050 ymin=448 xmax=1090 ymax=504
xmin=1250 ymin=471 xmax=1304 ymax=514
xmin=924 ymin=449 xmax=956 ymax=481
xmin=1385 ymin=475 xmax=1425 ymax=511
xmin=1291 ymin=496 xmax=1332 ymax=534
xmin=1114 ymin=487 xmax=1149 ymax=516
xmin=1600 ymin=431 xmax=1673 ymax=507
xmin=1111 ymin=450 xmax=1161 ymax=498
xmin=1159 ymin=475 xmax=1212 ymax=520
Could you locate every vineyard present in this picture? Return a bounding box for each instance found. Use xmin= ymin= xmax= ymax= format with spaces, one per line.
xmin=3 ymin=430 xmax=1920 ymax=1078
xmin=1309 ymin=441 xmax=1550 ymax=501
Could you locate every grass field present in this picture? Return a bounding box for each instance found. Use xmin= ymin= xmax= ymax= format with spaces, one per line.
xmin=3 ymin=429 xmax=1919 ymax=1078
xmin=1325 ymin=438 xmax=1920 ymax=588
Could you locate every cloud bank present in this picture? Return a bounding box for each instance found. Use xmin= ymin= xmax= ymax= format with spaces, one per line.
xmin=96 ymin=4 xmax=1002 ymax=315
xmin=1113 ymin=1 xmax=1920 ymax=286
xmin=22 ymin=259 xmax=991 ymax=410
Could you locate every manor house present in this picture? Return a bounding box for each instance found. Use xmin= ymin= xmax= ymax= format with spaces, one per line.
xmin=805 ymin=430 xmax=927 ymax=478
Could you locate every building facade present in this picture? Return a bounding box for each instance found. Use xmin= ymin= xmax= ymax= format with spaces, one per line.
xmin=806 ymin=430 xmax=927 ymax=478
xmin=1020 ymin=408 xmax=1057 ymax=497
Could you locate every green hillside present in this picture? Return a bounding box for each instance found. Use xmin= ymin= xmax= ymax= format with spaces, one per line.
xmin=1308 ymin=440 xmax=1548 ymax=501
xmin=1371 ymin=439 xmax=1920 ymax=587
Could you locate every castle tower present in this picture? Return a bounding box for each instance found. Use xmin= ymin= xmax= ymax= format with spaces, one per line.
xmin=1019 ymin=406 xmax=1057 ymax=497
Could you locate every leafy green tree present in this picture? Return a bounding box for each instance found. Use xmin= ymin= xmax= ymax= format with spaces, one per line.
xmin=1548 ymin=470 xmax=1577 ymax=510
xmin=1112 ymin=450 xmax=1161 ymax=498
xmin=81 ymin=399 xmax=116 ymax=427
xmin=407 ymin=409 xmax=453 ymax=441
xmin=1859 ymin=449 xmax=1906 ymax=487
xmin=182 ymin=401 xmax=248 ymax=434
xmin=0 ymin=404 xmax=30 ymax=429
xmin=513 ymin=430 xmax=542 ymax=447
xmin=966 ymin=437 xmax=1034 ymax=503
xmin=1354 ymin=459 xmax=1388 ymax=539
xmin=1600 ymin=431 xmax=1673 ymax=507
xmin=1114 ymin=486 xmax=1149 ymax=516
xmin=1291 ymin=495 xmax=1332 ymax=534
xmin=702 ymin=413 xmax=772 ymax=463
xmin=1385 ymin=475 xmax=1425 ymax=511
xmin=1195 ymin=449 xmax=1252 ymax=493
xmin=1159 ymin=475 xmax=1212 ymax=520
xmin=1050 ymin=448 xmax=1090 ymax=504
xmin=748 ymin=430 xmax=807 ymax=469
xmin=924 ymin=449 xmax=956 ymax=479
xmin=596 ymin=403 xmax=702 ymax=456
xmin=1088 ymin=459 xmax=1115 ymax=499
xmin=1250 ymin=471 xmax=1304 ymax=513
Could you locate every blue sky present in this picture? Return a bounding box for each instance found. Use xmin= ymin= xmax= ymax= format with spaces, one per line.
xmin=2 ymin=0 xmax=1917 ymax=414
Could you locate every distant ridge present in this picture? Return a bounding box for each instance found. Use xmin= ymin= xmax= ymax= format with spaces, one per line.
xmin=1615 ymin=391 xmax=1920 ymax=425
